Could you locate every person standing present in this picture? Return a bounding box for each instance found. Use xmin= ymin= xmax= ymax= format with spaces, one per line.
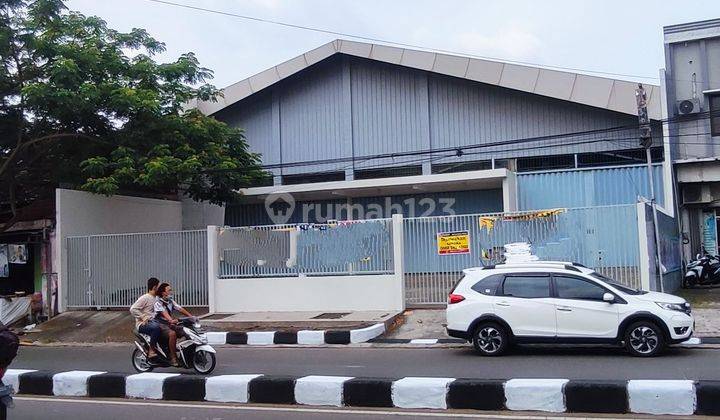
xmin=130 ymin=277 xmax=164 ymax=359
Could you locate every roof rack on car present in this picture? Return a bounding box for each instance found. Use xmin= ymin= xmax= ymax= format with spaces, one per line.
xmin=482 ymin=260 xmax=586 ymax=267
xmin=478 ymin=261 xmax=588 ymax=271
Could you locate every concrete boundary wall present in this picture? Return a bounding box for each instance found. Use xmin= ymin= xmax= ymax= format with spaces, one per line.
xmin=6 ymin=369 xmax=720 ymax=416
xmin=208 ymin=214 xmax=405 ymax=314
xmin=55 ymin=189 xmax=183 ymax=312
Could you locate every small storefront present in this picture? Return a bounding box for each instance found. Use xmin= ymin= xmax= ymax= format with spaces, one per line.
xmin=0 ymin=226 xmax=51 ymax=325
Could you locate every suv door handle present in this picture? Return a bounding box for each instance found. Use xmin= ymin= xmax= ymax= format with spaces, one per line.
xmin=496 ymin=302 xmax=510 ymax=307
xmin=557 ymin=306 xmax=572 ymax=312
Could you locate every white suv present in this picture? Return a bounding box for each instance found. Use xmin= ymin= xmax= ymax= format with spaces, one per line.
xmin=446 ymin=261 xmax=693 ymax=357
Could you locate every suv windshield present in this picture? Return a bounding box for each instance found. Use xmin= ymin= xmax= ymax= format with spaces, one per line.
xmin=589 ymin=272 xmax=647 ymax=295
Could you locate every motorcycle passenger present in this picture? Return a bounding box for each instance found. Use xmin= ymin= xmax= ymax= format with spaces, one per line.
xmin=154 ymin=282 xmax=193 ymax=367
xmin=130 ymin=277 xmax=164 ymax=360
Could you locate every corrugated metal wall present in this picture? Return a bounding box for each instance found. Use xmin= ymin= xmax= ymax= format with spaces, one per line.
xmin=216 ymin=56 xmax=652 ymax=175
xmin=517 ymin=164 xmax=664 ymax=210
xmin=280 ymin=60 xmax=349 ymax=175
xmin=428 ymin=75 xmax=644 ymax=160
xmin=215 ymin=93 xmax=278 ymax=165
xmin=351 ymin=60 xmax=429 ymax=168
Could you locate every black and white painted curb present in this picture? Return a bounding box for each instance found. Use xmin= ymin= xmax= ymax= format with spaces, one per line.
xmin=5 ymin=369 xmax=720 ymax=416
xmin=204 ymin=323 xmax=385 ymax=345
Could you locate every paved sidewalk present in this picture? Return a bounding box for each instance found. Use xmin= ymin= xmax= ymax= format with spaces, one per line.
xmin=383 ymin=309 xmax=449 ymax=339
xmin=202 ymin=310 xmax=398 ymax=331
xmin=678 ymin=287 xmax=720 ymax=336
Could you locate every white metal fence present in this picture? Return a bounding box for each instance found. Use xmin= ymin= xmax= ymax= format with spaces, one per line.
xmin=64 ymin=206 xmax=644 ymax=309
xmin=403 ymin=205 xmax=642 ymax=305
xmin=66 ymin=230 xmax=208 ymax=308
xmin=218 ymin=219 xmax=394 ymax=278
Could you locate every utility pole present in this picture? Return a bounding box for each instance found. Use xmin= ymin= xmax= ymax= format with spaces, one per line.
xmin=636 ymin=83 xmax=664 ymax=292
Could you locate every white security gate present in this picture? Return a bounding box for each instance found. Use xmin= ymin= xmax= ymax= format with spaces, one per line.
xmin=403 ymin=205 xmax=642 ymax=306
xmin=67 ymin=230 xmax=208 ymax=308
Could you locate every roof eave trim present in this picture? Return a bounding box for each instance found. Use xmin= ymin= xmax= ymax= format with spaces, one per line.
xmin=198 ymin=39 xmax=661 ymax=119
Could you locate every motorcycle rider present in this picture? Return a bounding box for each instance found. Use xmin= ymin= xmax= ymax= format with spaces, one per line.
xmin=129 ymin=277 xmax=168 ymax=360
xmin=0 ymin=321 xmax=19 ymax=420
xmin=154 ymin=282 xmax=193 ymax=367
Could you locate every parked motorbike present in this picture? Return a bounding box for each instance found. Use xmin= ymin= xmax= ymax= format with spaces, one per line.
xmin=684 ymin=253 xmax=720 ymax=287
xmin=132 ymin=317 xmax=216 ymax=374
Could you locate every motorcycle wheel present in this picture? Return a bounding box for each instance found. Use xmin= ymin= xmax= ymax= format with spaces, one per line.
xmin=192 ymin=350 xmax=216 ymax=375
xmin=131 ymin=348 xmax=154 ymax=373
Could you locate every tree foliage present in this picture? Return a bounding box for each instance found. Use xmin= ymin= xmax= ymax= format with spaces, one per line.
xmin=0 ymin=0 xmax=266 ymax=218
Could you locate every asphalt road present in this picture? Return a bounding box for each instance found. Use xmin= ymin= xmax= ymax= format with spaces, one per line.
xmin=6 ymin=396 xmax=671 ymax=420
xmin=9 ymin=344 xmax=720 ymax=380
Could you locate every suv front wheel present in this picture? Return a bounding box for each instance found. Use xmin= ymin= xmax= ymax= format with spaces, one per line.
xmin=472 ymin=322 xmax=509 ymax=356
xmin=624 ymin=320 xmax=665 ymax=357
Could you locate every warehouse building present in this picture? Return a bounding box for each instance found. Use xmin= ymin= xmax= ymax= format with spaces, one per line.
xmin=197 ymin=40 xmax=670 ymax=226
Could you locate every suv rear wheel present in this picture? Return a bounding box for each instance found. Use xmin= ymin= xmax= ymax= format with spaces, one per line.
xmin=624 ymin=320 xmax=665 ymax=357
xmin=472 ymin=322 xmax=509 ymax=356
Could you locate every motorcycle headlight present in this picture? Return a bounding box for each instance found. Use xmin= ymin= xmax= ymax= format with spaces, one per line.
xmin=656 ymin=302 xmax=689 ymax=312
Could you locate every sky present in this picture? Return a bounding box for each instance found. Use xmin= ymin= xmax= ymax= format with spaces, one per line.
xmin=68 ymin=0 xmax=720 ymax=89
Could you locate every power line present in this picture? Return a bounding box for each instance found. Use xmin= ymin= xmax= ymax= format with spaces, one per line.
xmin=213 ymin=131 xmax=719 ymax=183
xmin=256 ymin=112 xmax=719 ymax=171
xmin=206 ymin=136 xmax=643 ymax=178
xmin=143 ymin=0 xmax=664 ymax=82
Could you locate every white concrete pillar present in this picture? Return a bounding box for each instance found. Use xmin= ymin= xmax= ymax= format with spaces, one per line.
xmin=636 ymin=203 xmax=651 ymax=291
xmin=659 ymin=69 xmax=676 ymax=217
xmin=391 ymin=214 xmax=406 ymax=311
xmin=502 ymin=170 xmax=518 ymax=212
xmin=207 ymin=225 xmax=220 ymax=314
xmin=54 ymin=192 xmax=67 ymax=313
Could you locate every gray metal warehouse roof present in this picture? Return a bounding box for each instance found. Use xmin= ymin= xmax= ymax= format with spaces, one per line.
xmin=195 ymin=39 xmax=661 ymax=119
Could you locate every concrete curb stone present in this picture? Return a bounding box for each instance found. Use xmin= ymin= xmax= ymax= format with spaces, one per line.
xmin=208 ymin=323 xmax=385 ymax=345
xmin=6 ymin=369 xmax=720 ymax=416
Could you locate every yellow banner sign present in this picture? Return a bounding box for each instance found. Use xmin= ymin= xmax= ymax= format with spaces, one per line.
xmin=437 ymin=231 xmax=470 ymax=255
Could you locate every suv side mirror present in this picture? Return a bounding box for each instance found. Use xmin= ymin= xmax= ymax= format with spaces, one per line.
xmin=603 ymin=293 xmax=615 ymax=303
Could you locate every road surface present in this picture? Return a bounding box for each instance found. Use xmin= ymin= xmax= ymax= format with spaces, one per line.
xmin=8 ymin=396 xmax=673 ymax=419
xmin=10 ymin=344 xmax=720 ymax=380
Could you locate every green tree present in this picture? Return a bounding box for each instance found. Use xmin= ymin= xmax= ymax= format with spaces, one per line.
xmin=0 ymin=0 xmax=266 ymax=218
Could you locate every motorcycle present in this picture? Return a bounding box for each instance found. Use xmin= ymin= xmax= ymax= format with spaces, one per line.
xmin=684 ymin=253 xmax=720 ymax=287
xmin=132 ymin=317 xmax=216 ymax=374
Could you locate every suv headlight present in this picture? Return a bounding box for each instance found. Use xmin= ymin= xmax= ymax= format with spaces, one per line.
xmin=656 ymin=302 xmax=689 ymax=313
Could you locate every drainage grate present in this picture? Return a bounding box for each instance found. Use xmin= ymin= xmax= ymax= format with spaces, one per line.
xmin=312 ymin=312 xmax=351 ymax=319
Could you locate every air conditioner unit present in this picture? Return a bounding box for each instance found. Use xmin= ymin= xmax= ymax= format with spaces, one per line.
xmin=682 ymin=184 xmax=713 ymax=204
xmin=677 ymin=98 xmax=702 ymax=115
